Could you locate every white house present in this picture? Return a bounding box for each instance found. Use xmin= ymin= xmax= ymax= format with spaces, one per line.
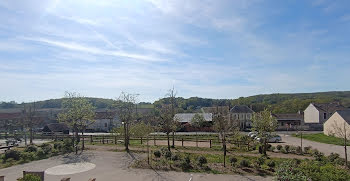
xmin=87 ymin=111 xmax=121 ymax=132
xmin=324 ymin=110 xmax=350 ymax=138
xmin=174 ymin=113 xmax=212 ymax=123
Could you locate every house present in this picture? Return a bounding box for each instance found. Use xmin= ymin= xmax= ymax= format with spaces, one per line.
xmin=324 ymin=110 xmax=350 ymax=138
xmin=272 ymin=112 xmax=304 ymax=131
xmin=86 ymin=111 xmax=121 ymax=132
xmin=42 ymin=123 xmax=69 ymax=135
xmin=230 ymin=105 xmax=254 ymax=130
xmin=174 ymin=113 xmax=212 ymax=124
xmin=304 ymin=102 xmax=346 ymax=130
xmin=174 ymin=113 xmax=213 ymax=132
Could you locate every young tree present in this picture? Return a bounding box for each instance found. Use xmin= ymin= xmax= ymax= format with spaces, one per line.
xmin=130 ymin=122 xmax=154 ymax=164
xmin=213 ymin=106 xmax=239 ymax=167
xmin=191 ymin=113 xmax=206 ymax=147
xmin=114 ymin=92 xmax=138 ymax=152
xmin=156 ymin=104 xmax=176 ymax=151
xmin=166 ymin=87 xmax=177 ymax=148
xmin=58 ymin=92 xmax=95 ymax=153
xmin=23 ymin=102 xmax=42 ymax=145
xmin=329 ymin=121 xmax=350 ymax=168
xmin=251 ymin=109 xmax=278 ymax=156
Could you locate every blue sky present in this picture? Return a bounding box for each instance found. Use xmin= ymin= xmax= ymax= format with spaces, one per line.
xmin=0 ymin=0 xmax=350 ymax=103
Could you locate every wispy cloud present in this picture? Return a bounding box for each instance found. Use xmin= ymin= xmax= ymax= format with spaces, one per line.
xmin=23 ymin=37 xmax=167 ymax=62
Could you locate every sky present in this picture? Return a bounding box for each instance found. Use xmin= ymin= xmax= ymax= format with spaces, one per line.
xmin=0 ymin=0 xmax=350 ymax=103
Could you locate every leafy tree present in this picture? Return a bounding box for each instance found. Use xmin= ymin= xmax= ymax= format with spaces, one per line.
xmin=156 ymin=104 xmax=176 ymax=151
xmin=191 ymin=113 xmax=206 ymax=147
xmin=58 ymin=92 xmax=95 ymax=153
xmin=329 ymin=121 xmax=350 ymax=168
xmin=213 ymin=106 xmax=239 ymax=167
xmin=251 ymin=109 xmax=278 ymax=156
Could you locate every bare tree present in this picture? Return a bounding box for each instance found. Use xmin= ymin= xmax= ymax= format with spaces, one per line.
xmin=114 ymin=92 xmax=138 ymax=152
xmin=213 ymin=106 xmax=239 ymax=167
xmin=330 ymin=121 xmax=350 ymax=168
xmin=251 ymin=109 xmax=278 ymax=156
xmin=166 ymin=87 xmax=177 ymax=148
xmin=58 ymin=92 xmax=95 ymax=153
xmin=23 ymin=102 xmax=42 ymax=145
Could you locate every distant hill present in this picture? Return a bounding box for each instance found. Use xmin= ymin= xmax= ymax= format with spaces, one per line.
xmin=1 ymin=91 xmax=350 ymax=114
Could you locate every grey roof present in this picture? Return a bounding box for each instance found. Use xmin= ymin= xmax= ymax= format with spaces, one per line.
xmin=336 ymin=110 xmax=350 ymax=124
xmin=272 ymin=113 xmax=303 ymax=120
xmin=312 ymin=102 xmax=346 ymax=113
xmin=44 ymin=123 xmax=69 ymax=132
xmin=174 ymin=113 xmax=212 ymax=123
xmin=230 ymin=105 xmax=254 ymax=113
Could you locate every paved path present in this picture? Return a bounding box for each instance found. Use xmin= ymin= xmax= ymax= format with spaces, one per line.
xmin=0 ymin=151 xmax=272 ymax=181
xmin=271 ymin=134 xmax=349 ymax=158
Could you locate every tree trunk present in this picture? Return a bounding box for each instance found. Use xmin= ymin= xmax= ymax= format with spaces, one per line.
xmin=345 ymin=123 xmax=348 ymax=168
xmin=81 ymin=131 xmax=85 ymax=151
xmin=263 ymin=138 xmax=267 ymax=156
xmin=29 ymin=127 xmax=33 ymax=144
xmin=196 ymin=131 xmax=198 ymax=147
xmin=167 ymin=132 xmax=170 ymax=151
xmin=147 ymin=136 xmax=150 ymax=165
xmin=223 ymin=136 xmax=226 ymax=167
xmin=172 ymin=131 xmax=175 ymax=148
xmin=124 ymin=122 xmax=128 ymax=151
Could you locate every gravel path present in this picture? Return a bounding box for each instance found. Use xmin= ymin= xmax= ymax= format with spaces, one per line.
xmin=271 ymin=134 xmax=349 ymax=158
xmin=0 ymin=150 xmax=272 ymax=181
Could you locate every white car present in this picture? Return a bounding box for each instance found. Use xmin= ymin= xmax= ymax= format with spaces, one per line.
xmin=255 ymin=135 xmax=282 ymax=143
xmin=248 ymin=132 xmax=257 ymax=138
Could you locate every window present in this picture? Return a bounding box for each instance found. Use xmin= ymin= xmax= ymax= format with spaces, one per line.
xmin=105 ymin=123 xmax=108 ymax=128
xmin=323 ymin=113 xmax=327 ymax=119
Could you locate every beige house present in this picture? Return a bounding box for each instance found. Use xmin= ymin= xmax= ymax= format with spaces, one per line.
xmin=324 ymin=110 xmax=350 ymax=138
xmin=230 ymin=105 xmax=254 ymax=130
xmin=304 ymin=102 xmax=346 ymax=130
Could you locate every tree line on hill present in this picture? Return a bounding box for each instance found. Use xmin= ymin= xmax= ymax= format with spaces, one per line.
xmin=1 ymin=91 xmax=350 ymax=113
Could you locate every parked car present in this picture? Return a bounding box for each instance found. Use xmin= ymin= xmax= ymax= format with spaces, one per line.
xmin=248 ymin=132 xmax=257 ymax=138
xmin=255 ymin=135 xmax=282 ymax=143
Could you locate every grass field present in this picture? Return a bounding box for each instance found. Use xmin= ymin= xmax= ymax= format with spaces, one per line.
xmin=293 ymin=133 xmax=350 ymax=146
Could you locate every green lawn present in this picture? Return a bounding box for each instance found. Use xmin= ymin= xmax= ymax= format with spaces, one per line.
xmin=293 ymin=133 xmax=350 ymax=146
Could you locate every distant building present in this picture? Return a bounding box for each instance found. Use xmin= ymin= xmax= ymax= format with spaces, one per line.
xmin=324 ymin=110 xmax=350 ymax=138
xmin=230 ymin=105 xmax=254 ymax=130
xmin=272 ymin=112 xmax=304 ymax=131
xmin=174 ymin=113 xmax=212 ymax=124
xmin=42 ymin=123 xmax=69 ymax=135
xmin=87 ymin=111 xmax=121 ymax=132
xmin=304 ymin=102 xmax=346 ymax=130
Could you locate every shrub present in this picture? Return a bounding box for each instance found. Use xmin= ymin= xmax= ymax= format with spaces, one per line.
xmin=197 ymin=156 xmax=207 ymax=167
xmin=20 ymin=152 xmax=36 ymax=162
xmin=54 ymin=142 xmax=63 ymax=150
xmin=267 ymin=160 xmax=276 ymax=168
xmin=180 ymin=155 xmax=192 ymax=170
xmin=17 ymin=174 xmax=41 ymax=181
xmin=160 ymin=147 xmax=168 ymax=155
xmin=304 ymin=146 xmax=312 ymax=154
xmin=275 ymin=161 xmax=309 ymax=181
xmin=292 ymin=158 xmax=301 ymax=165
xmin=62 ymin=139 xmax=73 ymax=153
xmin=39 ymin=143 xmax=52 ymax=154
xmin=24 ymin=145 xmax=38 ymax=153
xmin=276 ymin=145 xmax=282 ymax=151
xmin=312 ymin=150 xmax=324 ymax=161
xmin=154 ymin=150 xmax=161 ymax=158
xmin=171 ymin=154 xmax=180 ymax=161
xmin=296 ymin=146 xmax=302 ymax=154
xmin=4 ymin=150 xmax=21 ymax=161
xmin=328 ymin=153 xmax=340 ymax=162
xmin=239 ymin=159 xmax=250 ymax=168
xmin=269 ymin=146 xmax=276 ymax=152
xmin=257 ymin=156 xmax=266 ymax=166
xmin=284 ymin=145 xmax=290 ymax=153
xmin=299 ymin=161 xmax=350 ymax=181
xmin=51 ymin=149 xmax=60 ymax=156
xmin=164 ymin=151 xmax=172 ymax=160
xmin=36 ymin=149 xmax=47 ymax=159
xmin=229 ymin=157 xmax=238 ymax=167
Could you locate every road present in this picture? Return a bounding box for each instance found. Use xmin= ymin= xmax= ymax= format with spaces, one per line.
xmin=0 ymin=151 xmax=272 ymax=181
xmin=272 ymin=134 xmax=349 ymax=159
